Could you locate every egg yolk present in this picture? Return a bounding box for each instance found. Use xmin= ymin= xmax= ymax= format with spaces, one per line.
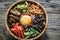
xmin=20 ymin=15 xmax=32 ymax=26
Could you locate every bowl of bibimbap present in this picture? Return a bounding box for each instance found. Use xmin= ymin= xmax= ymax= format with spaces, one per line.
xmin=5 ymin=0 xmax=48 ymax=40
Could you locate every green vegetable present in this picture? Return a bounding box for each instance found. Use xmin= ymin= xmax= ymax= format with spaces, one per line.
xmin=24 ymin=2 xmax=29 ymax=8
xmin=23 ymin=9 xmax=29 ymax=14
xmin=14 ymin=2 xmax=29 ymax=14
xmin=24 ymin=32 xmax=30 ymax=38
xmin=30 ymin=27 xmax=39 ymax=34
xmin=15 ymin=2 xmax=29 ymax=10
xmin=15 ymin=4 xmax=25 ymax=9
xmin=24 ymin=32 xmax=30 ymax=36
xmin=35 ymin=30 xmax=40 ymax=34
xmin=24 ymin=27 xmax=40 ymax=38
xmin=25 ymin=2 xmax=29 ymax=5
xmin=29 ymin=31 xmax=35 ymax=37
xmin=30 ymin=31 xmax=34 ymax=34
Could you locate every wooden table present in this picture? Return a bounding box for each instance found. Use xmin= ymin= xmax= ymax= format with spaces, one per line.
xmin=0 ymin=0 xmax=60 ymax=40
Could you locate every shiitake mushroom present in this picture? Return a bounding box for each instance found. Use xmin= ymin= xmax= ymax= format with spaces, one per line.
xmin=9 ymin=14 xmax=20 ymax=22
xmin=10 ymin=9 xmax=21 ymax=16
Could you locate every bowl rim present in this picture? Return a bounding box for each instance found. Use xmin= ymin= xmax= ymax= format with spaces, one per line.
xmin=5 ymin=0 xmax=48 ymax=40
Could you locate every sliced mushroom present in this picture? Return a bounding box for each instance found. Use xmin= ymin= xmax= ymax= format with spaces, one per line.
xmin=9 ymin=14 xmax=19 ymax=21
xmin=10 ymin=9 xmax=21 ymax=16
xmin=9 ymin=17 xmax=16 ymax=23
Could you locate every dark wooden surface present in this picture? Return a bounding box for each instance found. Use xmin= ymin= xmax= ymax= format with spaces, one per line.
xmin=0 ymin=0 xmax=60 ymax=40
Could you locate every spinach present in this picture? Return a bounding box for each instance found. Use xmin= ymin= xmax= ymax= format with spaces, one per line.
xmin=24 ymin=27 xmax=40 ymax=38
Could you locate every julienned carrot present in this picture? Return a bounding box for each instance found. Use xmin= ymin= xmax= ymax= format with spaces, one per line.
xmin=19 ymin=26 xmax=24 ymax=38
xmin=11 ymin=22 xmax=24 ymax=38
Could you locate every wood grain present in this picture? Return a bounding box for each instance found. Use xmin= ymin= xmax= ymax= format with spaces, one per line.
xmin=0 ymin=0 xmax=60 ymax=40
